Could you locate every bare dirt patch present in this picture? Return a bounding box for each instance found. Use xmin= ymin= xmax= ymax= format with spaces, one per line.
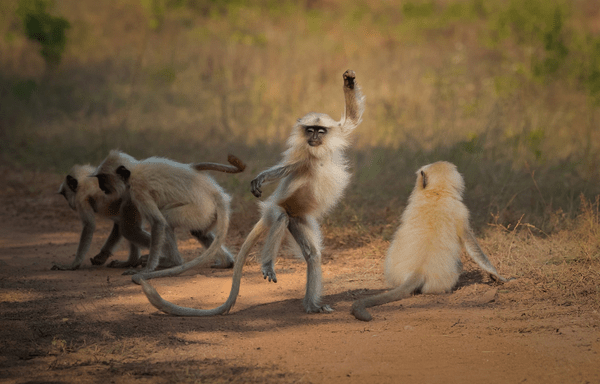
xmin=0 ymin=165 xmax=598 ymax=383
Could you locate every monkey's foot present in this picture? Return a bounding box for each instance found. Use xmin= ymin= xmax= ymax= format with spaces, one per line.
xmin=211 ymin=258 xmax=234 ymax=269
xmin=350 ymin=303 xmax=373 ymax=322
xmin=51 ymin=263 xmax=78 ymax=271
xmin=122 ymin=268 xmax=140 ymax=275
xmin=304 ymin=303 xmax=334 ymax=314
xmin=261 ymin=264 xmax=277 ymax=283
xmin=107 ymin=259 xmax=141 ymax=269
xmin=90 ymin=250 xmax=112 ymax=265
xmin=343 ymin=70 xmax=356 ymax=90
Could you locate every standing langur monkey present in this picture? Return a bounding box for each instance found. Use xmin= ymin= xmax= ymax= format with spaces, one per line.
xmin=140 ymin=69 xmax=366 ymax=315
xmin=53 ymin=164 xmax=183 ymax=270
xmin=351 ymin=161 xmax=510 ymax=321
xmin=93 ymin=152 xmax=245 ymax=280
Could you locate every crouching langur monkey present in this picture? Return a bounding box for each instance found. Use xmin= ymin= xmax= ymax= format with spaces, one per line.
xmin=53 ymin=164 xmax=183 ymax=270
xmin=139 ymin=69 xmax=366 ymax=315
xmin=92 ymin=152 xmax=245 ymax=280
xmin=351 ymin=161 xmax=510 ymax=321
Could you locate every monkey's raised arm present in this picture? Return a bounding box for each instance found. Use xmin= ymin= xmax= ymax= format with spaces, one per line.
xmin=341 ymin=69 xmax=365 ymax=132
xmin=250 ymin=163 xmax=297 ymax=198
xmin=462 ymin=226 xmax=509 ymax=283
xmin=52 ymin=209 xmax=97 ymax=270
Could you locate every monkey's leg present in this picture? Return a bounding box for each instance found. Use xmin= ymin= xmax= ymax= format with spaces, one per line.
xmin=52 ymin=214 xmax=96 ymax=271
xmin=351 ymin=274 xmax=424 ymax=322
xmin=288 ymin=216 xmax=330 ymax=313
xmin=260 ymin=213 xmax=289 ymax=283
xmin=158 ymin=226 xmax=184 ymax=268
xmin=464 ymin=230 xmax=509 ymax=283
xmin=108 ymin=224 xmax=148 ymax=269
xmin=190 ymin=231 xmax=234 ymax=269
xmin=124 ymin=204 xmax=168 ymax=275
xmin=90 ymin=223 xmax=123 ymax=265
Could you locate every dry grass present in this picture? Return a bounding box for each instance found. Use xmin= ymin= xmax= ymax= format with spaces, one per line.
xmin=1 ymin=0 xmax=599 ymax=234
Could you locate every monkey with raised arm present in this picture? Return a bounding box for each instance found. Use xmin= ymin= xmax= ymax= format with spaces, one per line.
xmin=92 ymin=152 xmax=245 ymax=280
xmin=139 ymin=69 xmax=365 ymax=315
xmin=351 ymin=161 xmax=509 ymax=321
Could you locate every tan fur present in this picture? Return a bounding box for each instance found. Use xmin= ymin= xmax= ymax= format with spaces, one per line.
xmin=351 ymin=161 xmax=509 ymax=321
xmin=54 ymin=163 xmax=180 ymax=270
xmin=93 ymin=151 xmax=241 ymax=282
xmin=139 ymin=70 xmax=366 ymax=316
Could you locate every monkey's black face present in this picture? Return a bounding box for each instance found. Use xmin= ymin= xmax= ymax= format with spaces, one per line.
xmin=95 ymin=173 xmax=114 ymax=195
xmin=305 ymin=126 xmax=327 ymax=147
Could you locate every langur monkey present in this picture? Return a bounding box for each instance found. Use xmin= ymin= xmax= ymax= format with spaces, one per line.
xmin=139 ymin=69 xmax=365 ymax=315
xmin=351 ymin=161 xmax=509 ymax=321
xmin=53 ymin=164 xmax=182 ymax=270
xmin=93 ymin=152 xmax=245 ymax=280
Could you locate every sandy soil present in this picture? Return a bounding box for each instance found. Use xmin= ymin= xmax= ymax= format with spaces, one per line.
xmin=0 ymin=166 xmax=598 ymax=384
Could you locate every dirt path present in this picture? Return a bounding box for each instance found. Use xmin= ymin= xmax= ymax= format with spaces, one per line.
xmin=0 ymin=167 xmax=598 ymax=383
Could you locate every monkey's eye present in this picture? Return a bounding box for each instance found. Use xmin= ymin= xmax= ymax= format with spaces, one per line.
xmin=306 ymin=127 xmax=314 ymax=133
xmin=318 ymin=128 xmax=327 ymax=134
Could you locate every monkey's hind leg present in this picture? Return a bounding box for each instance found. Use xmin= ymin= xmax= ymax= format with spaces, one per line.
xmin=288 ymin=216 xmax=330 ymax=313
xmin=191 ymin=231 xmax=234 ymax=269
xmin=351 ymin=274 xmax=424 ymax=322
xmin=260 ymin=213 xmax=289 ymax=283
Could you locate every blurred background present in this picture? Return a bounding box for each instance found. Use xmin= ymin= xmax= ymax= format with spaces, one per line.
xmin=1 ymin=0 xmax=599 ymax=242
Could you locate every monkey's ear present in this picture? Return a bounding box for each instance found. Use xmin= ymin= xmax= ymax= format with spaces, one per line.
xmin=421 ymin=170 xmax=427 ymax=189
xmin=66 ymin=175 xmax=78 ymax=192
xmin=116 ymin=165 xmax=131 ymax=181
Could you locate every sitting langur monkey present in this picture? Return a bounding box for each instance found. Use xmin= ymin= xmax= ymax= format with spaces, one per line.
xmin=139 ymin=69 xmax=365 ymax=315
xmin=351 ymin=161 xmax=509 ymax=321
xmin=93 ymin=151 xmax=245 ymax=280
xmin=53 ymin=164 xmax=182 ymax=271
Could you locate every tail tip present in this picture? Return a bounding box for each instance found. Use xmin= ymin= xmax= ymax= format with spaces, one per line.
xmin=227 ymin=154 xmax=246 ymax=172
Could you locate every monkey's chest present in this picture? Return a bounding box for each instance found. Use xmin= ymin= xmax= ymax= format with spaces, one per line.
xmin=278 ymin=184 xmax=318 ymax=217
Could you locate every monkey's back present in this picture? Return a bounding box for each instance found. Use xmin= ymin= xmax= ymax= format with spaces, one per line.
xmin=130 ymin=158 xmax=231 ymax=229
xmin=384 ymin=190 xmax=468 ymax=294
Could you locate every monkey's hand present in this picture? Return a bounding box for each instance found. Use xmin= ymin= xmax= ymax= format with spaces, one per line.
xmin=490 ymin=274 xmax=511 ymax=283
xmin=51 ymin=262 xmax=79 ymax=271
xmin=90 ymin=250 xmax=112 ymax=265
xmin=343 ymin=69 xmax=356 ymax=90
xmin=250 ymin=176 xmax=264 ymax=198
xmin=351 ymin=302 xmax=373 ymax=321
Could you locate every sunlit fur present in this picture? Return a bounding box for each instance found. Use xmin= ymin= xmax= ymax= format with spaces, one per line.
xmin=139 ymin=69 xmax=365 ymax=316
xmin=352 ymin=161 xmax=508 ymax=321
xmin=385 ymin=162 xmax=467 ymax=293
xmin=94 ymin=150 xmax=235 ymax=281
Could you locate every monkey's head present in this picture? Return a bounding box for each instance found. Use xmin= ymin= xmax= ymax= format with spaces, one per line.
xmin=287 ymin=112 xmax=349 ymax=158
xmin=58 ymin=164 xmax=95 ymax=210
xmin=93 ymin=150 xmax=138 ymax=197
xmin=415 ymin=161 xmax=465 ymax=198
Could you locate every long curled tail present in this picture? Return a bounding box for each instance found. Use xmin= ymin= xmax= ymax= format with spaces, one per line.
xmin=351 ymin=273 xmax=424 ymax=322
xmin=139 ymin=219 xmax=267 ymax=316
xmin=192 ymin=154 xmax=246 ymax=174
